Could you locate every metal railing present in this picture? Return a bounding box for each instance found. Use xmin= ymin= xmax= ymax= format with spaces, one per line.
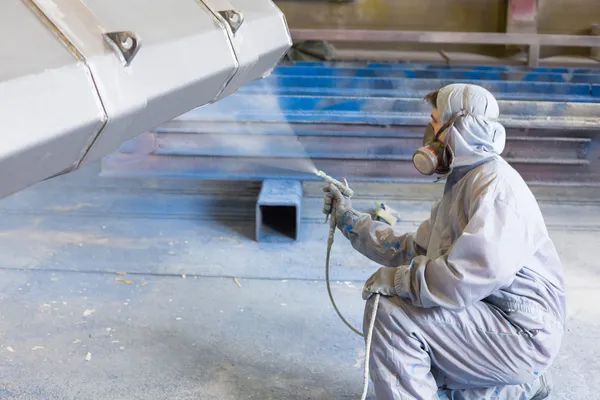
xmin=290 ymin=29 xmax=600 ymax=67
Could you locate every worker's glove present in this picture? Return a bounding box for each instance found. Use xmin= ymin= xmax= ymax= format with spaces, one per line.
xmin=323 ymin=184 xmax=352 ymax=221
xmin=362 ymin=267 xmax=397 ymax=300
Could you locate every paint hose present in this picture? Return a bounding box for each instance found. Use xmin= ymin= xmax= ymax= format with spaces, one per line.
xmin=326 ymin=199 xmax=380 ymax=400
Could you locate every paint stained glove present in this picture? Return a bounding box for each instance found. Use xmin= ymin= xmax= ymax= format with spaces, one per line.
xmin=362 ymin=267 xmax=398 ymax=300
xmin=322 ymin=184 xmax=352 ymax=222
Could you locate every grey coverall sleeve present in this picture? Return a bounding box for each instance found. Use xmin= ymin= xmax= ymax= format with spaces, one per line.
xmin=337 ymin=202 xmax=439 ymax=268
xmin=394 ymin=196 xmax=527 ymax=310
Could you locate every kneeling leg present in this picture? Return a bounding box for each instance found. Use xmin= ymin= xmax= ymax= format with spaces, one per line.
xmin=363 ymin=296 xmax=552 ymax=400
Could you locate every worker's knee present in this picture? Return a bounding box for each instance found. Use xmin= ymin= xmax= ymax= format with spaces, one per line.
xmin=363 ymin=295 xmax=389 ymax=324
xmin=364 ymin=293 xmax=413 ymax=317
xmin=362 ymin=295 xmax=414 ymax=335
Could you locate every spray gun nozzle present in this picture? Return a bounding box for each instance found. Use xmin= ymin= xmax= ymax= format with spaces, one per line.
xmin=316 ymin=170 xmax=355 ymax=198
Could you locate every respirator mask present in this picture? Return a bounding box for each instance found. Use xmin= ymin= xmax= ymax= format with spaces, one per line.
xmin=412 ymin=110 xmax=466 ymax=176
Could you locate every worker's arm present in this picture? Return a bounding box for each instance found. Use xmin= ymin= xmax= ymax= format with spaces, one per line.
xmin=337 ymin=202 xmax=438 ymax=268
xmin=393 ymin=193 xmax=527 ymax=310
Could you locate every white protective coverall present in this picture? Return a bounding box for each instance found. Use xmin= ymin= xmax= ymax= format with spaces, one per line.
xmin=336 ymin=84 xmax=566 ymax=399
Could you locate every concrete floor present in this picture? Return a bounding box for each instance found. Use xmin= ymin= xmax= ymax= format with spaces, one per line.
xmin=0 ymin=163 xmax=598 ymax=399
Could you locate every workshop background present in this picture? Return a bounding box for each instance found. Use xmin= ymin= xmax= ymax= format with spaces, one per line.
xmin=0 ymin=1 xmax=599 ymax=399
xmin=279 ymin=0 xmax=600 ymax=63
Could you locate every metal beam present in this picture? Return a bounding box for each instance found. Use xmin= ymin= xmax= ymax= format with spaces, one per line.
xmin=289 ymin=29 xmax=600 ymax=67
xmin=102 ymin=62 xmax=600 ymax=187
xmin=255 ymin=179 xmax=302 ymax=242
xmin=304 ymin=61 xmax=600 ymax=73
xmin=101 ymin=119 xmax=600 ymax=186
xmin=270 ymin=65 xmax=600 ymax=85
xmin=290 ymin=29 xmax=600 ymax=48
xmin=176 ymin=93 xmax=600 ymax=129
xmin=241 ymin=75 xmax=600 ymax=101
xmin=506 ymin=0 xmax=538 ymax=35
xmin=102 ymin=149 xmax=599 ymax=186
xmin=592 ymin=24 xmax=600 ymax=61
xmin=291 ymin=29 xmax=534 ymax=45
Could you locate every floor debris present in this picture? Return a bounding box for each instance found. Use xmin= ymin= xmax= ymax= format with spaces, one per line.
xmin=0 ymin=167 xmax=594 ymax=399
xmin=82 ymin=309 xmax=95 ymax=317
xmin=85 ymin=352 xmax=92 ymax=361
xmin=5 ymin=346 xmax=14 ymax=353
xmin=32 ymin=346 xmax=44 ymax=351
xmin=115 ymin=277 xmax=133 ymax=285
xmin=233 ymin=277 xmax=242 ymax=288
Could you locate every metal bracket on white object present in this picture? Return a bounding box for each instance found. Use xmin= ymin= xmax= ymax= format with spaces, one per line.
xmin=198 ymin=0 xmax=251 ymax=103
xmin=218 ymin=10 xmax=244 ymax=35
xmin=199 ymin=0 xmax=244 ymax=35
xmin=79 ymin=0 xmax=243 ymax=162
xmin=26 ymin=0 xmax=145 ymax=171
xmin=103 ymin=31 xmax=142 ymax=67
xmin=219 ymin=0 xmax=293 ymax=83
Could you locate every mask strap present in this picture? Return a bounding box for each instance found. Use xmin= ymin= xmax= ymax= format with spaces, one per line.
xmin=443 ymin=142 xmax=456 ymax=175
xmin=431 ymin=106 xmax=498 ymax=179
xmin=435 ymin=109 xmax=497 ymax=141
xmin=433 ymin=110 xmax=467 ymax=142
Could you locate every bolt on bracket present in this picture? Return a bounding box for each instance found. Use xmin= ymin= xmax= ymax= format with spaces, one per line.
xmin=218 ymin=10 xmax=244 ymax=35
xmin=103 ymin=31 xmax=142 ymax=67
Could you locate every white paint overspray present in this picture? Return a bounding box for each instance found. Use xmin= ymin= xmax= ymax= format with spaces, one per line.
xmin=185 ymin=80 xmax=319 ymax=175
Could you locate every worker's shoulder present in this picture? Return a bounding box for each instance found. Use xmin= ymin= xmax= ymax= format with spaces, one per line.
xmin=464 ymin=157 xmax=532 ymax=206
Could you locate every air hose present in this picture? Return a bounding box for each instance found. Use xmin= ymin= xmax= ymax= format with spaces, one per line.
xmin=326 ymin=200 xmax=380 ymax=400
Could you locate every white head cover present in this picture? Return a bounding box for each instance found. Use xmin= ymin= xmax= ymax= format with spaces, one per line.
xmin=436 ymin=83 xmax=506 ymax=169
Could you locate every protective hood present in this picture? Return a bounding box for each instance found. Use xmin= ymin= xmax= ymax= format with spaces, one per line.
xmin=436 ymin=84 xmax=506 ymax=169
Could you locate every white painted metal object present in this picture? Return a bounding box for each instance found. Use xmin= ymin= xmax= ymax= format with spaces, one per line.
xmin=0 ymin=0 xmax=291 ymax=198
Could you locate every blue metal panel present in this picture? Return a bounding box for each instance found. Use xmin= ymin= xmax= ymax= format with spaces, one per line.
xmin=155 ymin=121 xmax=424 ymax=138
xmin=286 ymin=61 xmax=600 ymax=75
xmin=366 ymin=63 xmax=600 ymax=74
xmin=572 ymin=75 xmax=600 ymax=84
xmin=181 ymin=94 xmax=600 ymax=128
xmin=275 ymin=63 xmax=600 ymax=84
xmin=152 ymin=132 xmax=588 ymax=162
xmin=274 ymin=66 xmax=570 ymax=82
xmin=102 ymin=146 xmax=598 ymax=185
xmin=103 ymin=61 xmax=600 ymax=186
xmin=242 ymin=75 xmax=596 ymax=102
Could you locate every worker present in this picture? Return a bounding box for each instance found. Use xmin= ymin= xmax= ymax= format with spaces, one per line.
xmin=323 ymin=83 xmax=565 ymax=400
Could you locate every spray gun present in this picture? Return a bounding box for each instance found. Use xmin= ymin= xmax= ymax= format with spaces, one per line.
xmin=315 ymin=170 xmax=355 ymax=198
xmin=316 ymin=169 xmax=378 ymax=400
xmin=316 ymin=169 xmax=354 ymax=225
xmin=316 ymin=169 xmax=361 ymax=332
